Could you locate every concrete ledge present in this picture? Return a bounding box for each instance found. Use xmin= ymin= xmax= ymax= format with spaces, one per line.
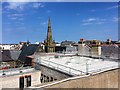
xmin=30 ymin=68 xmax=119 ymax=88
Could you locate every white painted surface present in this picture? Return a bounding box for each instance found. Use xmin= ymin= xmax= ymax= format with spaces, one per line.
xmin=36 ymin=56 xmax=118 ymax=75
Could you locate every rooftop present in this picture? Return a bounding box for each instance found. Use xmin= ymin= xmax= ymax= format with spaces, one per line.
xmin=35 ymin=55 xmax=118 ymax=76
xmin=0 ymin=50 xmax=22 ymax=62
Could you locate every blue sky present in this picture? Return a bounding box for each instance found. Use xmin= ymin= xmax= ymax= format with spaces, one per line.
xmin=2 ymin=2 xmax=118 ymax=44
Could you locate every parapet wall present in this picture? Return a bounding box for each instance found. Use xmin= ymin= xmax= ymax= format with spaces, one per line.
xmin=44 ymin=69 xmax=119 ymax=88
xmin=40 ymin=64 xmax=72 ymax=80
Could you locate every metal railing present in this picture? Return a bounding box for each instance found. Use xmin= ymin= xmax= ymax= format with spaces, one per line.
xmin=36 ymin=58 xmax=86 ymax=76
xmin=35 ymin=56 xmax=119 ymax=76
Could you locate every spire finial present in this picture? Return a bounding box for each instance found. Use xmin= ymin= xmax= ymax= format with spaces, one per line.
xmin=49 ymin=16 xmax=50 ymax=20
xmin=48 ymin=16 xmax=51 ymax=27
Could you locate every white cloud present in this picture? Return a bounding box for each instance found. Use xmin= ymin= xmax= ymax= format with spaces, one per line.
xmin=107 ymin=5 xmax=120 ymax=10
xmin=5 ymin=2 xmax=27 ymax=10
xmin=2 ymin=0 xmax=120 ymax=2
xmin=112 ymin=17 xmax=118 ymax=22
xmin=83 ymin=18 xmax=96 ymax=22
xmin=4 ymin=1 xmax=45 ymax=11
xmin=112 ymin=17 xmax=120 ymax=22
xmin=32 ymin=3 xmax=45 ymax=8
xmin=8 ymin=13 xmax=24 ymax=17
xmin=3 ymin=0 xmax=39 ymax=2
xmin=82 ymin=18 xmax=106 ymax=25
xmin=41 ymin=21 xmax=47 ymax=25
xmin=82 ymin=22 xmax=92 ymax=26
xmin=7 ymin=13 xmax=24 ymax=20
xmin=83 ymin=18 xmax=106 ymax=22
xmin=41 ymin=22 xmax=47 ymax=25
xmin=9 ymin=17 xmax=17 ymax=20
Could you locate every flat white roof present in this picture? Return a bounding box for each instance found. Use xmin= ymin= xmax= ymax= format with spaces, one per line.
xmin=36 ymin=55 xmax=118 ymax=76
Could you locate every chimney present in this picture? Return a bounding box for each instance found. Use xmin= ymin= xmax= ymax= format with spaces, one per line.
xmin=79 ymin=38 xmax=85 ymax=44
xmin=106 ymin=39 xmax=111 ymax=45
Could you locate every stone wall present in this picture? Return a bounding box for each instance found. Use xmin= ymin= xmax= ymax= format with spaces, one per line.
xmin=40 ymin=64 xmax=72 ymax=81
xmin=44 ymin=69 xmax=119 ymax=88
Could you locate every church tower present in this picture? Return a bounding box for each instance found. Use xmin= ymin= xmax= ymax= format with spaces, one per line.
xmin=44 ymin=17 xmax=55 ymax=53
xmin=47 ymin=17 xmax=52 ymax=46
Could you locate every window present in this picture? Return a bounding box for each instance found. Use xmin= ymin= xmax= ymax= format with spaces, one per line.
xmin=25 ymin=75 xmax=31 ymax=87
xmin=19 ymin=76 xmax=24 ymax=89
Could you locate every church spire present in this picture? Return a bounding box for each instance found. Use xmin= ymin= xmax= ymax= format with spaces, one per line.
xmin=48 ymin=17 xmax=51 ymax=32
xmin=47 ymin=17 xmax=52 ymax=46
xmin=44 ymin=17 xmax=55 ymax=53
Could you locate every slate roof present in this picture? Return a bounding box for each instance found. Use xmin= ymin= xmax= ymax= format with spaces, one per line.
xmin=2 ymin=50 xmax=21 ymax=60
xmin=18 ymin=44 xmax=39 ymax=62
xmin=61 ymin=40 xmax=76 ymax=46
xmin=0 ymin=51 xmax=13 ymax=62
xmin=0 ymin=44 xmax=39 ymax=63
xmin=10 ymin=50 xmax=21 ymax=60
xmin=0 ymin=50 xmax=21 ymax=62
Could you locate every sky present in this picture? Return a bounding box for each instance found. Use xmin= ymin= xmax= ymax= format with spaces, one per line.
xmin=1 ymin=1 xmax=119 ymax=44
